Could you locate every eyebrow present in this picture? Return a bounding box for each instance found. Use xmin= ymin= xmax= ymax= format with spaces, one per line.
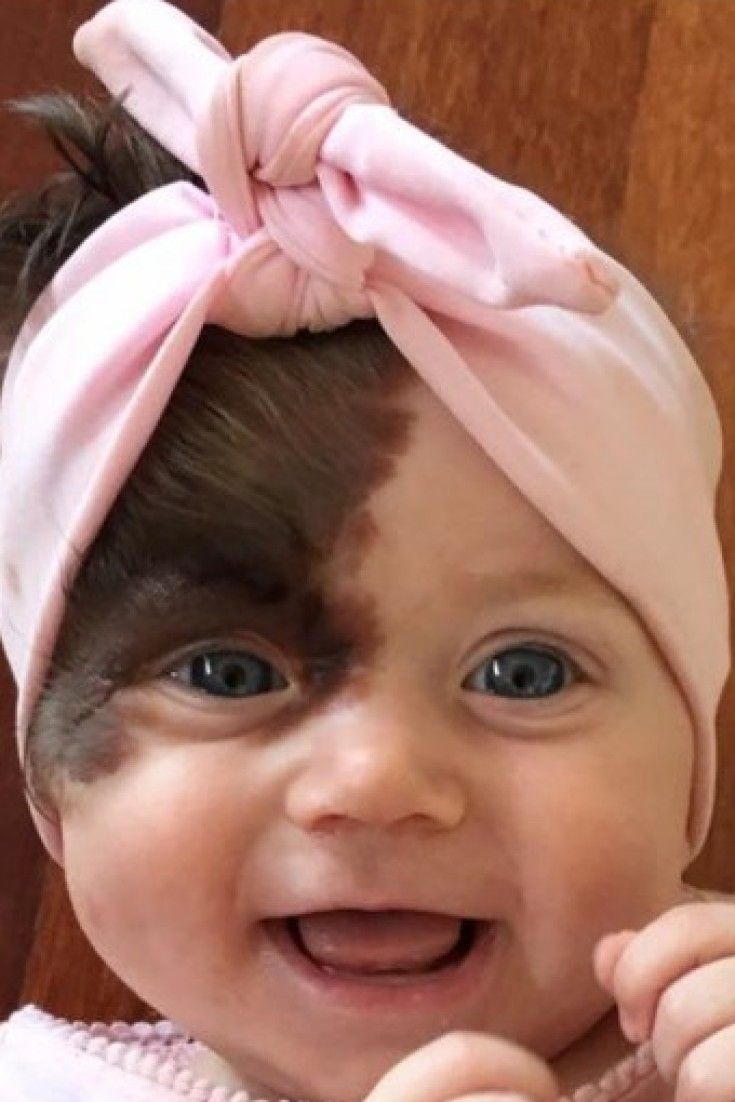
xmin=452 ymin=567 xmax=622 ymax=609
xmin=92 ymin=561 xmax=621 ymax=666
xmin=111 ymin=561 xmax=619 ymax=622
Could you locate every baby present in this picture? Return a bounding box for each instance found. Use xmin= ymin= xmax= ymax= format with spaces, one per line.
xmin=0 ymin=3 xmax=733 ymax=1102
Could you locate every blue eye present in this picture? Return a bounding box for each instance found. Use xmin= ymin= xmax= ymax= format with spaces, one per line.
xmin=165 ymin=643 xmax=577 ymax=702
xmin=168 ymin=650 xmax=288 ymax=698
xmin=463 ymin=645 xmax=576 ymax=699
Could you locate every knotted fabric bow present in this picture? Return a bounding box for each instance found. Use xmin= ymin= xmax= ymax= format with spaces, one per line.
xmin=0 ymin=0 xmax=729 ymax=864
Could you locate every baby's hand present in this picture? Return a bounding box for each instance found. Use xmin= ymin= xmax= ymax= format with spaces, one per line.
xmin=594 ymin=900 xmax=735 ymax=1102
xmin=363 ymin=1030 xmax=559 ymax=1102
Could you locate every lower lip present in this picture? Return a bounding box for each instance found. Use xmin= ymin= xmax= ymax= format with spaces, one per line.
xmin=262 ymin=916 xmax=499 ymax=1013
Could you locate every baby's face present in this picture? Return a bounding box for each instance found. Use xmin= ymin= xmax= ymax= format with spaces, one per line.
xmin=60 ymin=380 xmax=693 ymax=1102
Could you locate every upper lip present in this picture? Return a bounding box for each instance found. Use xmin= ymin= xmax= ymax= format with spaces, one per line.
xmin=263 ymin=896 xmax=492 ymax=923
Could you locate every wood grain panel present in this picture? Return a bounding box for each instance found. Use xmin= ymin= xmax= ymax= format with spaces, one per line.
xmin=2 ymin=0 xmax=733 ymax=1026
xmin=0 ymin=1 xmax=222 ymax=195
xmin=618 ymin=0 xmax=735 ymax=890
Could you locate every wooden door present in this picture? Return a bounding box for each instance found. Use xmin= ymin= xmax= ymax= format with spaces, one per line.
xmin=1 ymin=0 xmax=733 ymax=1025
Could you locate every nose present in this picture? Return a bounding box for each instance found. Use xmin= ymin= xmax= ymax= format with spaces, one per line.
xmin=283 ymin=686 xmax=467 ymax=832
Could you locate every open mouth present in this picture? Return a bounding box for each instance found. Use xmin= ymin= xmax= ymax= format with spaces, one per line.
xmin=263 ymin=910 xmax=499 ymax=1010
xmin=282 ymin=912 xmax=482 ymax=978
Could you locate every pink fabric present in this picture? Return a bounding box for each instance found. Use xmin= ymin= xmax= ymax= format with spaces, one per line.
xmin=0 ymin=0 xmax=729 ymax=866
xmin=0 ymin=1004 xmax=245 ymax=1101
xmin=0 ymin=1004 xmax=670 ymax=1102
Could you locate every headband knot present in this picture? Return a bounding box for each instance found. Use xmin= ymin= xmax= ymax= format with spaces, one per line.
xmin=197 ymin=33 xmax=390 ymax=336
xmin=198 ymin=33 xmax=390 ymax=223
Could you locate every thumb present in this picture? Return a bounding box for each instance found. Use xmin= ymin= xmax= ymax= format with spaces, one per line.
xmin=593 ymin=930 xmax=637 ymax=992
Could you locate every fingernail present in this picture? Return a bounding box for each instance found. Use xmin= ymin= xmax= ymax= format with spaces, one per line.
xmin=482 ymin=1095 xmax=532 ymax=1102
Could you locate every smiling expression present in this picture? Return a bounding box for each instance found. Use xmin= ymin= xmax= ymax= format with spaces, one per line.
xmin=59 ymin=377 xmax=693 ymax=1102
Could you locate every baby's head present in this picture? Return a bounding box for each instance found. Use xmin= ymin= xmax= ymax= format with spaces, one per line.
xmin=0 ymin=4 xmax=730 ymax=1101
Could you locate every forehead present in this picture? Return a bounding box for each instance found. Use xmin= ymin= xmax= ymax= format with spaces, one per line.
xmin=325 ymin=379 xmax=623 ymax=620
xmin=87 ymin=376 xmax=636 ymax=698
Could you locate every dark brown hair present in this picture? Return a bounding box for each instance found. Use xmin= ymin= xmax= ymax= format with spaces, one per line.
xmin=0 ymin=90 xmax=418 ymax=828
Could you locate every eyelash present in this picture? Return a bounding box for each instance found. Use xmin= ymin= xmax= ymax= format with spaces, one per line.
xmin=164 ymin=640 xmax=584 ymax=702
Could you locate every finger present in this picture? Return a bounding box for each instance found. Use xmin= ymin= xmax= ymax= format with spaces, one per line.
xmin=595 ymin=894 xmax=714 ymax=991
xmin=676 ymin=1023 xmax=735 ymax=1102
xmin=593 ymin=931 xmax=637 ymax=992
xmin=363 ymin=1032 xmax=559 ymax=1102
xmin=648 ymin=958 xmax=735 ymax=1084
xmin=594 ymin=891 xmax=705 ymax=990
xmin=605 ymin=903 xmax=735 ymax=1043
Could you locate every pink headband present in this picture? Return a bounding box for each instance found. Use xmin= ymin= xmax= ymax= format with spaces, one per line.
xmin=0 ymin=0 xmax=729 ymax=865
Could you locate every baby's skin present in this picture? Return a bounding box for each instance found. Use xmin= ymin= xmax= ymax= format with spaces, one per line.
xmin=191 ymin=888 xmax=735 ymax=1102
xmin=356 ymin=889 xmax=735 ymax=1102
xmin=592 ymin=897 xmax=735 ymax=1098
xmin=57 ymin=377 xmax=733 ymax=1102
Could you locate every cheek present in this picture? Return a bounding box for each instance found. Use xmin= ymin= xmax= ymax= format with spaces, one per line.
xmin=525 ymin=692 xmax=690 ymax=848
xmin=497 ymin=709 xmax=692 ymax=937
xmin=60 ymin=743 xmax=265 ymax=959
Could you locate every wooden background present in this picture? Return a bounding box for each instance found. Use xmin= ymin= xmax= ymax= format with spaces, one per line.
xmin=0 ymin=0 xmax=733 ymax=1025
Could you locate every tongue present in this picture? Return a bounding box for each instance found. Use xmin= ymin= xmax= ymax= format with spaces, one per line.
xmin=295 ymin=910 xmax=462 ymax=972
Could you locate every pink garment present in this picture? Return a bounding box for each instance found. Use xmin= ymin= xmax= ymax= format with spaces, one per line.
xmin=0 ymin=0 xmax=730 ymax=869
xmin=0 ymin=1005 xmax=245 ymax=1101
xmin=0 ymin=1004 xmax=670 ymax=1102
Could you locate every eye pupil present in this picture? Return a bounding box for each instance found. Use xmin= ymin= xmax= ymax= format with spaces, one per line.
xmin=222 ymin=663 xmax=246 ymax=690
xmin=513 ymin=665 xmax=533 ymax=691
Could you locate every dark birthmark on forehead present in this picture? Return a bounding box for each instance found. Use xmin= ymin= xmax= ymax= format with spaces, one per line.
xmin=114 ymin=507 xmax=385 ymax=676
xmin=42 ymin=333 xmax=422 ymax=788
xmin=42 ymin=482 xmax=405 ymax=793
xmin=85 ymin=505 xmax=390 ymax=743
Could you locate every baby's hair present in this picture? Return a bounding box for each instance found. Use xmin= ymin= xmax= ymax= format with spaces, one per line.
xmin=0 ymin=90 xmax=419 ymax=829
